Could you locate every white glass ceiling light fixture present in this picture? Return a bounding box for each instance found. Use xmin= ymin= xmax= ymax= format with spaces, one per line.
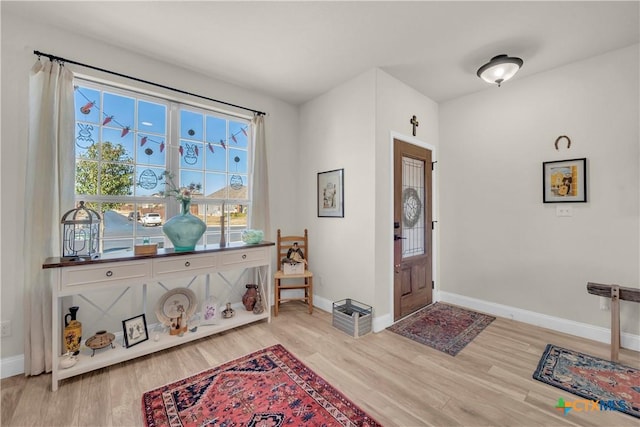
xmin=477 ymin=54 xmax=523 ymax=87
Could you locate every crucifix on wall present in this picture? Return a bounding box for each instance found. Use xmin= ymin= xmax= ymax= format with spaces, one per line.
xmin=410 ymin=115 xmax=419 ymax=136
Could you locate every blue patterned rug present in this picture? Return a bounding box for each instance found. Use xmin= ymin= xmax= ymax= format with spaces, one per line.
xmin=533 ymin=344 xmax=640 ymax=418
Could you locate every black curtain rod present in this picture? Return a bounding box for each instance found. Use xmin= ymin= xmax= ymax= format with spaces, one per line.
xmin=33 ymin=50 xmax=266 ymax=117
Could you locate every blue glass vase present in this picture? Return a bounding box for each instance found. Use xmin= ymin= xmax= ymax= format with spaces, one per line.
xmin=162 ymin=199 xmax=206 ymax=252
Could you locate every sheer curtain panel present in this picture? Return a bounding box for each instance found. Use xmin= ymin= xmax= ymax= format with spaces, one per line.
xmin=250 ymin=114 xmax=270 ymax=239
xmin=24 ymin=59 xmax=75 ymax=375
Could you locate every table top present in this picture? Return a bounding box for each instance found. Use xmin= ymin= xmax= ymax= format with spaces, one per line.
xmin=43 ymin=241 xmax=274 ymax=269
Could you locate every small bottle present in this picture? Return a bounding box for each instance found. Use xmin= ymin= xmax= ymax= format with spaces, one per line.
xmin=253 ymin=290 xmax=264 ymax=314
xmin=222 ymin=302 xmax=235 ymax=318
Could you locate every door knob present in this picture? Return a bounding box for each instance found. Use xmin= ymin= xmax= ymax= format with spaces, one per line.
xmin=394 ymin=235 xmax=406 ymax=241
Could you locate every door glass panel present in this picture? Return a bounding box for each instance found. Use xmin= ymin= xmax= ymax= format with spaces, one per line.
xmin=402 ymin=156 xmax=425 ymax=258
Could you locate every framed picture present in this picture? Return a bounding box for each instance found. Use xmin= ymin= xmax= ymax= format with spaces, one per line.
xmin=122 ymin=314 xmax=148 ymax=348
xmin=200 ymin=297 xmax=219 ymax=325
xmin=543 ymin=158 xmax=587 ymax=203
xmin=317 ymin=168 xmax=344 ymax=217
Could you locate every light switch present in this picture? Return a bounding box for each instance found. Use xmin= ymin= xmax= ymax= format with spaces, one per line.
xmin=556 ymin=206 xmax=573 ymax=217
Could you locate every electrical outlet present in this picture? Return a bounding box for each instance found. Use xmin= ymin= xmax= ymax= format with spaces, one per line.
xmin=1 ymin=320 xmax=11 ymax=337
xmin=556 ymin=206 xmax=573 ymax=217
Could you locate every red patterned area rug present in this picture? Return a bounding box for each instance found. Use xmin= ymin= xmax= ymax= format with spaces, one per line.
xmin=533 ymin=343 xmax=640 ymax=418
xmin=387 ymin=302 xmax=495 ymax=356
xmin=142 ymin=344 xmax=381 ymax=427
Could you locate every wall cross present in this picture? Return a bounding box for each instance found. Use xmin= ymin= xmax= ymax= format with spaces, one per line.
xmin=410 ymin=115 xmax=419 ymax=136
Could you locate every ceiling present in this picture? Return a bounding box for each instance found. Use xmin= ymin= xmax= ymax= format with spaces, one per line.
xmin=4 ymin=1 xmax=639 ymax=105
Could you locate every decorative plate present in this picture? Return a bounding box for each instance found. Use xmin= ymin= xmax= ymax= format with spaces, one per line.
xmin=155 ymin=287 xmax=197 ymax=327
xmin=85 ymin=330 xmax=115 ymax=349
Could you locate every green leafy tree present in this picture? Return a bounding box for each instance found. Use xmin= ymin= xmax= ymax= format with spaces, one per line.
xmin=76 ymin=142 xmax=134 ymax=210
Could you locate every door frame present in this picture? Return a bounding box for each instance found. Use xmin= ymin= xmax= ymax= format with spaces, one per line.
xmin=388 ymin=131 xmax=437 ymax=322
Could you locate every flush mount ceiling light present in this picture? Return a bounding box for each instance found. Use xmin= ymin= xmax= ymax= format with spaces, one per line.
xmin=477 ymin=54 xmax=523 ymax=87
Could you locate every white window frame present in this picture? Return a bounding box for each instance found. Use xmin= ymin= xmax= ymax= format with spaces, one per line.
xmin=73 ymin=76 xmax=254 ymax=253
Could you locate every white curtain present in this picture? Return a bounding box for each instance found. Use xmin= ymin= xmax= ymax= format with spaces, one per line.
xmin=23 ymin=59 xmax=75 ymax=375
xmin=250 ymin=114 xmax=270 ymax=239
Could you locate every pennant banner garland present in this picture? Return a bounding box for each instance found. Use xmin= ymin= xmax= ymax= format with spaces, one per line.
xmin=74 ymin=86 xmax=249 ymax=159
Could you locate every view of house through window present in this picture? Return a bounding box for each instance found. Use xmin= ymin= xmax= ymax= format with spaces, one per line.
xmin=74 ymin=79 xmax=252 ymax=254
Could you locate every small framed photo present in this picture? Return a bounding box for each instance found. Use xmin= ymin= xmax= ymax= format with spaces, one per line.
xmin=122 ymin=314 xmax=148 ymax=348
xmin=543 ymin=158 xmax=587 ymax=203
xmin=317 ymin=168 xmax=344 ymax=217
xmin=200 ymin=297 xmax=219 ymax=325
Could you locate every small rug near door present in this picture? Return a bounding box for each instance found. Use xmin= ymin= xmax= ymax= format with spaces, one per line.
xmin=141 ymin=344 xmax=381 ymax=427
xmin=533 ymin=343 xmax=640 ymax=418
xmin=387 ymin=302 xmax=495 ymax=356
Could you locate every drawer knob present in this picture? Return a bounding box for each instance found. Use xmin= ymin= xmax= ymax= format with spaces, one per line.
xmin=242 ymin=254 xmax=247 ymax=259
xmin=185 ymin=261 xmax=191 ymax=267
xmin=105 ymin=270 xmax=113 ymax=277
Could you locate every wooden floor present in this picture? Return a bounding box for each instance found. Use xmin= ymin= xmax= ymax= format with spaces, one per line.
xmin=2 ymin=303 xmax=639 ymax=427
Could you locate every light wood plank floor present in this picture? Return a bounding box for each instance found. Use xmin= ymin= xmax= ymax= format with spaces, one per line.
xmin=2 ymin=303 xmax=639 ymax=426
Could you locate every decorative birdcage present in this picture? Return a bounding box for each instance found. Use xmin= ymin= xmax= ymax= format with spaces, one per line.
xmin=61 ymin=201 xmax=101 ymax=261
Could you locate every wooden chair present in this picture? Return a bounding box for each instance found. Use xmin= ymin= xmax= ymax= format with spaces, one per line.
xmin=274 ymin=229 xmax=313 ymax=316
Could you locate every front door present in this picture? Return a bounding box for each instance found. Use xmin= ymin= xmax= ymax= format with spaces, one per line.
xmin=393 ymin=138 xmax=433 ymax=320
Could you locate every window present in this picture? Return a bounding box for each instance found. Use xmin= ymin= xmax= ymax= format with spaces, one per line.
xmin=74 ymin=79 xmax=252 ymax=254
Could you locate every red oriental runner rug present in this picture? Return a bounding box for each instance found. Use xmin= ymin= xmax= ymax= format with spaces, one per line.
xmin=533 ymin=343 xmax=640 ymax=418
xmin=142 ymin=344 xmax=381 ymax=427
xmin=387 ymin=302 xmax=495 ymax=356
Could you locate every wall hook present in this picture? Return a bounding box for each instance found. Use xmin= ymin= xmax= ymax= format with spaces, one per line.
xmin=554 ymin=135 xmax=571 ymax=150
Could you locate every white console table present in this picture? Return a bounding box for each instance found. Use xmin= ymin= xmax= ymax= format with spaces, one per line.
xmin=43 ymin=242 xmax=274 ymax=391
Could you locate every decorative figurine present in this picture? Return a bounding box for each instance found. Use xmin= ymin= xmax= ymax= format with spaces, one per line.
xmin=59 ymin=353 xmax=78 ymax=370
xmin=170 ymin=313 xmax=187 ymax=336
xmin=282 ymin=242 xmax=306 ymax=265
xmin=222 ymin=302 xmax=235 ymax=318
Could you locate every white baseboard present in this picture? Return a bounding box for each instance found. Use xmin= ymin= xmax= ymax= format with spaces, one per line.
xmin=1 ymin=354 xmax=24 ymax=379
xmin=313 ymin=294 xmax=333 ymax=313
xmin=372 ymin=313 xmax=393 ymax=333
xmin=438 ymin=291 xmax=640 ymax=352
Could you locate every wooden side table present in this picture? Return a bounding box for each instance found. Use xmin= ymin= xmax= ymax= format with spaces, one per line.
xmin=587 ymin=282 xmax=640 ymax=361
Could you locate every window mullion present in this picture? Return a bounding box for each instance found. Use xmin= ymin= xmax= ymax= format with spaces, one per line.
xmin=165 ymin=102 xmax=181 ymax=218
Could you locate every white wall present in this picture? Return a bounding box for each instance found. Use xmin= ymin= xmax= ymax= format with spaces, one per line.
xmin=0 ymin=13 xmax=300 ymax=362
xmin=299 ymin=70 xmax=377 ymax=307
xmin=374 ymin=70 xmax=439 ymax=320
xmin=299 ymin=69 xmax=438 ymax=327
xmin=440 ymin=45 xmax=640 ymax=336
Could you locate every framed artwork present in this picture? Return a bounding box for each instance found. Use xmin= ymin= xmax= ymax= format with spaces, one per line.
xmin=317 ymin=168 xmax=344 ymax=217
xmin=200 ymin=297 xmax=219 ymax=325
xmin=543 ymin=158 xmax=587 ymax=203
xmin=122 ymin=314 xmax=148 ymax=348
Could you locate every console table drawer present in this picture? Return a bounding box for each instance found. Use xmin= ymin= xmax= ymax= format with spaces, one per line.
xmin=154 ymin=254 xmax=218 ymax=277
xmin=221 ymin=247 xmax=268 ymax=266
xmin=60 ymin=261 xmax=150 ymax=290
